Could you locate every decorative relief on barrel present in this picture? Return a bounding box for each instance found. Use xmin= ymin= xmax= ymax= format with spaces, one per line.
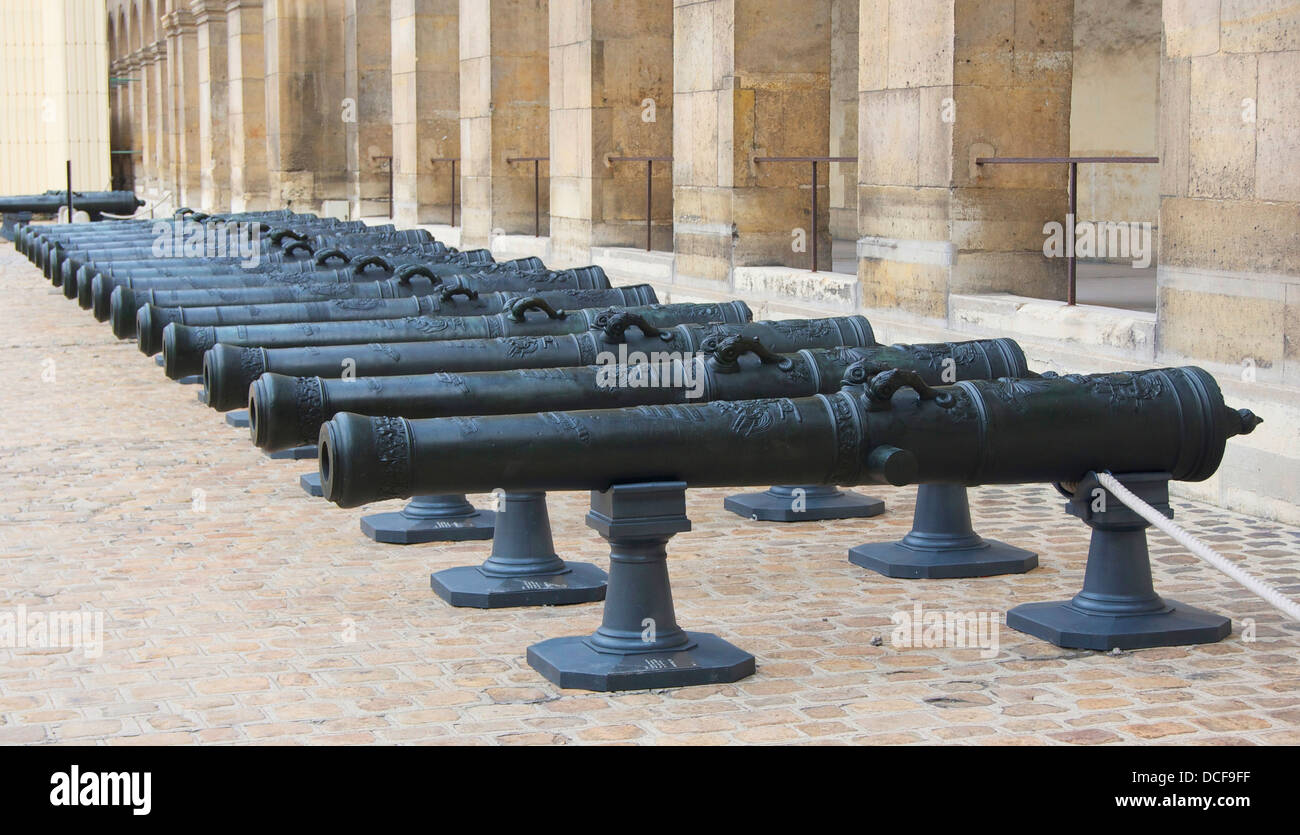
xmin=368 ymin=342 xmax=400 ymax=362
xmin=713 ymin=398 xmax=801 ymax=438
xmin=407 ymin=316 xmax=452 ymax=335
xmin=304 ymin=281 xmax=352 ymax=298
xmin=634 ymin=404 xmax=708 ymax=423
xmin=540 ymin=412 xmax=592 ymax=444
xmin=841 ymin=359 xmax=891 ymax=387
xmin=516 ymin=368 xmax=569 ymax=381
xmin=372 ymin=416 xmax=411 ymax=500
xmin=517 ymin=270 xmax=561 ymax=284
xmin=984 ymin=377 xmax=1055 ymax=412
xmin=1061 ymin=370 xmax=1167 ymax=412
xmin=892 ymin=342 xmax=980 ymax=375
xmin=765 ymin=319 xmax=833 ymax=341
xmin=191 ymin=328 xmax=215 ymax=352
xmin=936 ymin=384 xmax=980 ymax=422
xmin=825 ymin=392 xmax=862 ymax=486
xmin=575 ymin=334 xmax=598 ymax=366
xmin=432 ymin=372 xmax=469 ymax=394
xmin=239 ymin=347 xmax=266 ymax=381
xmin=332 ymin=298 xmax=383 ymax=310
xmin=780 ymin=361 xmax=812 ymax=385
xmin=695 ymin=324 xmax=736 ymax=347
xmin=296 ymin=377 xmax=324 ymax=449
xmin=504 ymin=336 xmax=549 ymax=359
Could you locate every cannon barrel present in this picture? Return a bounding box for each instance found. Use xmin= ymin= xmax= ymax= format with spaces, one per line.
xmin=318 ymin=367 xmax=1262 ymax=507
xmin=110 ymin=265 xmax=611 ymax=338
xmin=164 ymin=300 xmax=752 ymax=379
xmin=73 ymin=230 xmax=454 ymax=306
xmin=88 ymin=247 xmax=507 ymax=320
xmin=204 ymin=315 xmax=875 ymax=411
xmin=45 ymin=219 xmax=351 ymax=286
xmin=46 ymin=218 xmax=393 ymax=287
xmin=72 ymin=225 xmax=437 ymax=302
xmin=252 ymin=337 xmax=1027 ymax=451
xmin=43 ymin=219 xmax=376 ymax=282
xmin=0 ymin=190 xmax=144 ymax=217
xmin=19 ymin=209 xmax=298 ymax=259
xmin=138 ymin=284 xmax=658 ymax=355
xmin=127 ymin=266 xmax=609 ymax=310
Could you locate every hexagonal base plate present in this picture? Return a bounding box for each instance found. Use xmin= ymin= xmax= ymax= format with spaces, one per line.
xmin=431 ymin=561 xmax=607 ymax=608
xmin=1006 ymin=599 xmax=1231 ymax=651
xmin=528 ymin=632 xmax=755 ymax=691
xmin=225 ymin=410 xmax=250 ymax=428
xmin=849 ymin=538 xmax=1038 ymax=579
xmin=299 ymin=471 xmax=323 ymax=497
xmin=362 ymin=508 xmax=495 ymax=544
xmin=265 ymin=445 xmax=317 ymax=461
xmin=723 ymin=489 xmax=886 ymax=522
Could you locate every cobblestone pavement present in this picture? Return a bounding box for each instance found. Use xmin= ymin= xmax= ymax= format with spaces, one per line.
xmin=1 ymin=240 xmax=1298 ymax=746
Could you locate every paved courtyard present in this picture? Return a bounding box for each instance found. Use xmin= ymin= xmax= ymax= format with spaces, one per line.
xmin=1 ymin=240 xmax=1298 ymax=746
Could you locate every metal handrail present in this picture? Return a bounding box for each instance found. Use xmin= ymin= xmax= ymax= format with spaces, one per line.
xmin=506 ymin=156 xmax=549 ymax=237
xmin=975 ymin=155 xmax=1159 ymax=305
xmin=753 ymin=155 xmax=857 ymax=272
xmin=608 ymin=155 xmax=672 ymax=251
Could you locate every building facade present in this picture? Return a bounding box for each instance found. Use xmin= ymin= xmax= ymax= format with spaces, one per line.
xmin=0 ymin=0 xmax=111 ymax=198
xmin=100 ymin=0 xmax=1300 ymax=523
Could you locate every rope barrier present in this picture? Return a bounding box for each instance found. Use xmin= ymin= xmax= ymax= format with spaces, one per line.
xmin=1095 ymin=471 xmax=1300 ymax=622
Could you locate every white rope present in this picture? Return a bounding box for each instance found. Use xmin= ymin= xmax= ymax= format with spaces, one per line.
xmin=1095 ymin=471 xmax=1300 ymax=622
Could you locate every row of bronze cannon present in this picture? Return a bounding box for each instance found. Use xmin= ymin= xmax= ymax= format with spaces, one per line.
xmin=16 ymin=209 xmax=1261 ymax=691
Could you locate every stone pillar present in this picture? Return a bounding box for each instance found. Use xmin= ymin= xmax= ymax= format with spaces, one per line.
xmin=672 ymin=0 xmax=832 ymax=290
xmin=193 ymin=0 xmax=231 ymax=210
xmin=164 ymin=8 xmax=203 ymax=207
xmin=828 ymin=0 xmax=857 ymax=239
xmin=344 ymin=0 xmax=393 ymax=218
xmin=149 ymin=40 xmax=171 ymax=195
xmin=109 ymin=59 xmax=128 ymax=189
xmin=227 ymin=0 xmax=269 ymax=211
xmin=391 ymin=0 xmax=459 ymax=226
xmin=459 ymin=0 xmax=550 ymax=247
xmin=1157 ymin=1 xmax=1300 ymax=387
xmin=856 ymin=0 xmax=1072 ymax=319
xmin=547 ymin=0 xmax=673 ymax=265
xmin=124 ymin=53 xmax=142 ymax=190
xmin=137 ymin=45 xmax=157 ymax=192
xmin=264 ymin=0 xmax=349 ymax=210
